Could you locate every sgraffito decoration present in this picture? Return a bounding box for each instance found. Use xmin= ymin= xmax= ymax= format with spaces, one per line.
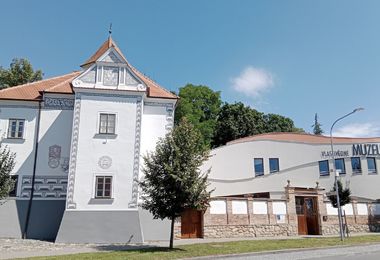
xmin=48 ymin=145 xmax=61 ymax=169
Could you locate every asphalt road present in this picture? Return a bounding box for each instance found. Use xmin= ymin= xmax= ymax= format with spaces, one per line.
xmin=206 ymin=244 xmax=380 ymax=260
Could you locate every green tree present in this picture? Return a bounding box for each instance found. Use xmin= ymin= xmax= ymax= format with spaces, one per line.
xmin=312 ymin=113 xmax=323 ymax=135
xmin=0 ymin=58 xmax=43 ymax=89
xmin=139 ymin=118 xmax=212 ymax=249
xmin=174 ymin=84 xmax=221 ymax=147
xmin=0 ymin=142 xmax=16 ymax=199
xmin=212 ymin=102 xmax=265 ymax=147
xmin=263 ymin=113 xmax=297 ymax=133
xmin=328 ymin=180 xmax=351 ymax=208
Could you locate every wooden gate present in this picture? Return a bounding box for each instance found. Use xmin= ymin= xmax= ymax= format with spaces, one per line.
xmin=181 ymin=209 xmax=203 ymax=238
xmin=296 ymin=196 xmax=320 ymax=235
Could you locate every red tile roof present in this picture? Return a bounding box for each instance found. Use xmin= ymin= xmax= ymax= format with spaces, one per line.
xmin=227 ymin=132 xmax=380 ymax=145
xmin=0 ymin=37 xmax=178 ymax=101
xmin=0 ymin=71 xmax=79 ymax=101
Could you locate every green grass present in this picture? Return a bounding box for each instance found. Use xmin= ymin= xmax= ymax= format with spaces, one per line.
xmin=31 ymin=235 xmax=380 ymax=260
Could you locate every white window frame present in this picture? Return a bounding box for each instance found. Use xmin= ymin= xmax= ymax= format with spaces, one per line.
xmin=7 ymin=118 xmax=25 ymax=139
xmin=94 ymin=175 xmax=113 ymax=199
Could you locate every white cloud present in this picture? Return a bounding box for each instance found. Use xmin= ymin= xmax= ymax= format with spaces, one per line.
xmin=231 ymin=66 xmax=274 ymax=97
xmin=333 ymin=123 xmax=380 ymax=137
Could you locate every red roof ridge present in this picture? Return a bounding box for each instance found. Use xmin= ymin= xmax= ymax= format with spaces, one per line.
xmin=81 ymin=36 xmax=127 ymax=67
xmin=129 ymin=65 xmax=178 ymax=99
xmin=0 ymin=71 xmax=79 ymax=93
xmin=44 ymin=71 xmax=81 ymax=93
xmin=227 ymin=132 xmax=380 ymax=145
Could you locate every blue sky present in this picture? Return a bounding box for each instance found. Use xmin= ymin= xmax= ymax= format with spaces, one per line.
xmin=1 ymin=0 xmax=379 ymax=136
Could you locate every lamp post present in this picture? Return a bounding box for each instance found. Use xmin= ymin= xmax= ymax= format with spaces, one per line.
xmin=330 ymin=107 xmax=364 ymax=241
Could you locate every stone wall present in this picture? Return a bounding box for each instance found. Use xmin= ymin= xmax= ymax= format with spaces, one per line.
xmin=202 ymin=197 xmax=297 ymax=238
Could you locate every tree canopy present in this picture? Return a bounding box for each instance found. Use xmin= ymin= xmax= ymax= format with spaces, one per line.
xmin=0 ymin=58 xmax=43 ymax=89
xmin=212 ymin=102 xmax=301 ymax=147
xmin=328 ymin=180 xmax=351 ymax=208
xmin=0 ymin=143 xmax=16 ymax=199
xmin=140 ymin=118 xmax=212 ymax=248
xmin=174 ymin=84 xmax=221 ymax=148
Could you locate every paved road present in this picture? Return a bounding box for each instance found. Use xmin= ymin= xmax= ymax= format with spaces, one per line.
xmin=207 ymin=244 xmax=380 ymax=260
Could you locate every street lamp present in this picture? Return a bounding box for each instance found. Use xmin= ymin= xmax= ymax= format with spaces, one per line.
xmin=330 ymin=107 xmax=364 ymax=241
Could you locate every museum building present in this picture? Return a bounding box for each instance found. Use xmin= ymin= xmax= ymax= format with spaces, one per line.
xmin=1 ymin=38 xmax=380 ymax=242
xmin=0 ymin=37 xmax=177 ymax=243
xmin=179 ymin=133 xmax=380 ymax=239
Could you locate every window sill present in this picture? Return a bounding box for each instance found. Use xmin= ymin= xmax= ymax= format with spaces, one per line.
xmin=368 ymin=172 xmax=378 ymax=175
xmin=93 ymin=133 xmax=117 ymax=139
xmin=88 ymin=198 xmax=114 ymax=205
xmin=319 ymin=174 xmax=330 ymax=177
xmin=352 ymin=172 xmax=362 ymax=175
xmin=2 ymin=138 xmax=25 ymax=144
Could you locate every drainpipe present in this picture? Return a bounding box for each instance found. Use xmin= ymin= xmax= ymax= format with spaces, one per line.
xmin=22 ymin=100 xmax=42 ymax=239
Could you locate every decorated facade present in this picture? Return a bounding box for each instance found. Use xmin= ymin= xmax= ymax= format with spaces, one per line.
xmin=0 ymin=37 xmax=177 ymax=243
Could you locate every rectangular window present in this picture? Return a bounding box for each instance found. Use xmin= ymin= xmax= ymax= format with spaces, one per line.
xmin=95 ymin=176 xmax=112 ymax=198
xmin=335 ymin=158 xmax=346 ymax=175
xmin=351 ymin=157 xmax=362 ymax=174
xmin=269 ymin=158 xmax=279 ymax=173
xmin=367 ymin=157 xmax=377 ymax=174
xmin=254 ymin=158 xmax=264 ymax=176
xmin=8 ymin=175 xmax=18 ymax=197
xmin=319 ymin=160 xmax=330 ymax=176
xmin=99 ymin=113 xmax=116 ymax=134
xmin=7 ymin=119 xmax=25 ymax=139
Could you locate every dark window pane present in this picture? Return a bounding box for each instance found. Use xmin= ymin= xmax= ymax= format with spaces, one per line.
xmin=335 ymin=158 xmax=346 ymax=175
xmin=269 ymin=158 xmax=279 ymax=173
xmin=254 ymin=158 xmax=264 ymax=176
xmin=351 ymin=157 xmax=362 ymax=174
xmin=319 ymin=160 xmax=329 ymax=176
xmin=367 ymin=158 xmax=377 ymax=174
xmin=8 ymin=175 xmax=18 ymax=197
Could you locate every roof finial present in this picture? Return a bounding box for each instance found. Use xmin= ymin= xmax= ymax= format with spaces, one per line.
xmin=108 ymin=23 xmax=112 ymax=36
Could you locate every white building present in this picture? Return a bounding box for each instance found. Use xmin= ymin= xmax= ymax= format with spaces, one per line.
xmin=190 ymin=133 xmax=380 ymax=238
xmin=0 ymin=37 xmax=177 ymax=243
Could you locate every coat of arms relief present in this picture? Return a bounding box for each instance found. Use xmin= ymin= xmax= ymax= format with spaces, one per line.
xmin=48 ymin=145 xmax=69 ymax=173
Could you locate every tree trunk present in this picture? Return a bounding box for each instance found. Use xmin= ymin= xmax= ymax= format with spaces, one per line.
xmin=169 ymin=217 xmax=175 ymax=249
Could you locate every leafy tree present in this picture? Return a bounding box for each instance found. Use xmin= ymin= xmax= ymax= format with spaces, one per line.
xmin=263 ymin=113 xmax=297 ymax=133
xmin=212 ymin=102 xmax=265 ymax=147
xmin=0 ymin=142 xmax=16 ymax=199
xmin=312 ymin=113 xmax=323 ymax=135
xmin=0 ymin=58 xmax=43 ymax=89
xmin=139 ymin=118 xmax=212 ymax=249
xmin=174 ymin=84 xmax=221 ymax=147
xmin=328 ymin=180 xmax=351 ymax=208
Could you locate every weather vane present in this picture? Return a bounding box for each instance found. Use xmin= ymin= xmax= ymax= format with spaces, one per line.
xmin=109 ymin=23 xmax=112 ymax=36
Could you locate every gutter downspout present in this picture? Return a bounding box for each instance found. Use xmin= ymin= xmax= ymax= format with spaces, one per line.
xmin=22 ymin=100 xmax=42 ymax=239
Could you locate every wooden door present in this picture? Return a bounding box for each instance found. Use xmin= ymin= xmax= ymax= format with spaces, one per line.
xmin=305 ymin=197 xmax=319 ymax=235
xmin=181 ymin=209 xmax=203 ymax=238
xmin=296 ymin=197 xmax=308 ymax=235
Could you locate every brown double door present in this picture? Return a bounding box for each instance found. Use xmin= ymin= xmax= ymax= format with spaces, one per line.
xmin=296 ymin=196 xmax=320 ymax=235
xmin=181 ymin=209 xmax=203 ymax=238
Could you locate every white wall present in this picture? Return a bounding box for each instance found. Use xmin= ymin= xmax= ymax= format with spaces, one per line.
xmin=0 ymin=104 xmax=38 ymax=175
xmin=210 ymin=200 xmax=226 ymax=214
xmin=252 ymin=201 xmax=268 ymax=214
xmin=232 ymin=200 xmax=247 ymax=214
xmin=72 ymin=94 xmax=139 ymax=210
xmin=357 ymin=203 xmax=368 ymax=215
xmin=35 ymin=109 xmax=73 ymax=176
xmin=203 ymin=140 xmax=380 ymax=200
